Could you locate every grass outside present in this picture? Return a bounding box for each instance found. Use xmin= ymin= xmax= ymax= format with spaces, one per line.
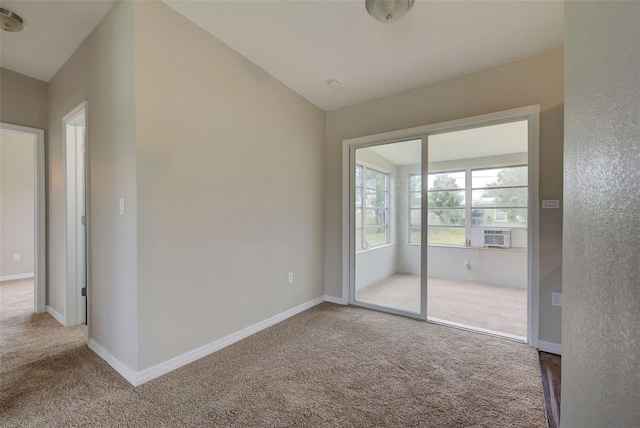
xmin=410 ymin=227 xmax=466 ymax=246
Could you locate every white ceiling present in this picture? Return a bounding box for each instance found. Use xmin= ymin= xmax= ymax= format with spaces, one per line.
xmin=0 ymin=0 xmax=115 ymax=82
xmin=368 ymin=119 xmax=528 ymax=165
xmin=165 ymin=0 xmax=564 ymax=111
xmin=0 ymin=1 xmax=563 ymax=111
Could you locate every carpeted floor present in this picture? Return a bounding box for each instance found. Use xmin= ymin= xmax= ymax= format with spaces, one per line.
xmin=357 ymin=274 xmax=527 ymax=337
xmin=1 ymin=279 xmax=546 ymax=427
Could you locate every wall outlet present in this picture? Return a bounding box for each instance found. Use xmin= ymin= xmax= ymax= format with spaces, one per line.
xmin=13 ymin=253 xmax=20 ymax=261
xmin=288 ymin=272 xmax=294 ymax=284
xmin=551 ymin=292 xmax=562 ymax=307
xmin=119 ymin=198 xmax=125 ymax=215
xmin=464 ymin=259 xmax=471 ymax=270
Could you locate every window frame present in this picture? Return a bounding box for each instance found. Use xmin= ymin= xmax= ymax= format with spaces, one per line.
xmin=355 ymin=162 xmax=391 ymax=251
xmin=471 ymin=165 xmax=528 ymax=229
xmin=409 ymin=164 xmax=528 ymax=247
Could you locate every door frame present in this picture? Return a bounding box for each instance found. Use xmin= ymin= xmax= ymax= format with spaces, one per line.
xmin=0 ymin=122 xmax=46 ymax=314
xmin=62 ymin=100 xmax=88 ymax=326
xmin=341 ymin=105 xmax=540 ymax=346
xmin=346 ymin=137 xmax=428 ymax=321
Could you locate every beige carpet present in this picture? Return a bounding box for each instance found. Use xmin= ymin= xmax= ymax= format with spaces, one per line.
xmin=357 ymin=274 xmax=527 ymax=337
xmin=1 ymin=279 xmax=546 ymax=427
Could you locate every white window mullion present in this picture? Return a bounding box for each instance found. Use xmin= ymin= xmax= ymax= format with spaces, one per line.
xmin=465 ymin=168 xmax=472 ymax=246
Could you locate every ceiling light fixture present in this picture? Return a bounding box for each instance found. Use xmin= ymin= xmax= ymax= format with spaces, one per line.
xmin=365 ymin=0 xmax=414 ymax=24
xmin=0 ymin=8 xmax=24 ymax=32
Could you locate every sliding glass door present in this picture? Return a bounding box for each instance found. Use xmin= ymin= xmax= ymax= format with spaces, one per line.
xmin=344 ymin=107 xmax=537 ymax=345
xmin=350 ymin=138 xmax=427 ymax=319
xmin=424 ymin=120 xmax=529 ymax=340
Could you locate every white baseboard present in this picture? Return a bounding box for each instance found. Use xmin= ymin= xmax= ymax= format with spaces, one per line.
xmin=135 ymin=295 xmax=325 ymax=385
xmin=46 ymin=305 xmax=65 ymax=326
xmin=1 ymin=272 xmax=34 ymax=282
xmin=88 ymin=339 xmax=138 ymax=386
xmin=90 ymin=295 xmax=326 ymax=387
xmin=324 ymin=294 xmax=348 ymax=305
xmin=538 ymin=340 xmax=562 ymax=355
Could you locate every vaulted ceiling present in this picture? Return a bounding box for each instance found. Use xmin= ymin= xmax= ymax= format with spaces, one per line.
xmin=0 ymin=1 xmax=563 ymax=111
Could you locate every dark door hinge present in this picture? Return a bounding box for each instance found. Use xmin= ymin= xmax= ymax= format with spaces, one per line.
xmin=81 ymin=287 xmax=87 ymax=297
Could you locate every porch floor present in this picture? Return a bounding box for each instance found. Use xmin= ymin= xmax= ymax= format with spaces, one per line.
xmin=356 ymin=274 xmax=527 ymax=337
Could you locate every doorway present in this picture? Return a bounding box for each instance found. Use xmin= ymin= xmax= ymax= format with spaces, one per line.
xmin=425 ymin=120 xmax=529 ymax=340
xmin=0 ymin=123 xmax=46 ymax=314
xmin=342 ymin=105 xmax=539 ymax=345
xmin=63 ymin=101 xmax=88 ymax=326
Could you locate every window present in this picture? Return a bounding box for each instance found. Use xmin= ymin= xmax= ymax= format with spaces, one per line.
xmin=471 ymin=166 xmax=528 ymax=228
xmin=427 ymin=171 xmax=466 ymax=246
xmin=409 ymin=165 xmax=527 ymax=246
xmin=355 ymin=164 xmax=390 ymax=250
xmin=408 ymin=174 xmax=421 ymax=243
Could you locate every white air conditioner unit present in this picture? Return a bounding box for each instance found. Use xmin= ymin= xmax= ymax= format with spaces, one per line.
xmin=483 ymin=229 xmax=511 ymax=248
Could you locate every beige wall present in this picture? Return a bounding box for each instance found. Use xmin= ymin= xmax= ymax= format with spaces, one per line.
xmin=0 ymin=68 xmax=47 ymax=130
xmin=562 ymin=2 xmax=640 ymax=426
xmin=0 ymin=130 xmax=35 ymax=278
xmin=46 ymin=1 xmax=138 ymax=368
xmin=134 ymin=2 xmax=325 ymax=369
xmin=325 ymin=49 xmax=564 ymax=345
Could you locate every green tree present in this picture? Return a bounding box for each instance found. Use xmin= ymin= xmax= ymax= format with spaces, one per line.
xmin=487 ymin=167 xmax=528 ymax=224
xmin=428 ymin=175 xmax=464 ymax=225
xmin=365 ymin=169 xmax=387 ymax=230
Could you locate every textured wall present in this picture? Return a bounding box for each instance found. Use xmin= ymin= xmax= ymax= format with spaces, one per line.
xmin=325 ymin=50 xmax=564 ymax=345
xmin=562 ymin=1 xmax=640 ymax=426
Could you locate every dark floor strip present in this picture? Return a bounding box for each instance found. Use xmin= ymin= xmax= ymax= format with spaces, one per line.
xmin=539 ymin=351 xmax=561 ymax=428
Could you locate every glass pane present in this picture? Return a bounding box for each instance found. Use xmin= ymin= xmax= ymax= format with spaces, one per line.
xmin=355 ymin=139 xmax=422 ymax=316
xmin=428 ymin=190 xmax=465 ymax=208
xmin=366 ymin=169 xmax=387 ymax=191
xmin=471 ymin=208 xmax=527 ymax=227
xmin=410 ymin=174 xmax=422 ymax=192
xmin=472 ymin=188 xmax=527 ymax=207
xmin=365 ymin=226 xmax=388 ymax=247
xmin=355 ymin=187 xmax=362 ymax=207
xmin=409 ymin=225 xmax=421 ymax=243
xmin=355 ymin=228 xmax=363 ymax=250
xmin=472 ymin=166 xmax=527 ymax=188
xmin=427 ymin=171 xmax=465 ymax=190
xmin=427 ymin=208 xmax=465 ymax=226
xmin=427 ymin=227 xmax=465 ymax=246
xmin=365 ymin=189 xmax=387 ymax=208
xmin=365 ymin=208 xmax=388 ymax=227
xmin=410 ymin=192 xmax=421 ymax=208
xmin=355 ymin=164 xmax=363 ymax=187
xmin=410 ymin=208 xmax=421 ymax=226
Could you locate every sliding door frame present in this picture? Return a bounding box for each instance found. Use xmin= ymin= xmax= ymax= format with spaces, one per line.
xmin=344 ymin=137 xmax=428 ymax=321
xmin=341 ymin=105 xmax=540 ymax=346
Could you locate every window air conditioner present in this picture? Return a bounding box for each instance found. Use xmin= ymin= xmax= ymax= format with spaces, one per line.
xmin=483 ymin=229 xmax=511 ymax=248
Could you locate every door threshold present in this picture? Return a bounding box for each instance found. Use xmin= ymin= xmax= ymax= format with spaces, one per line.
xmin=351 ymin=300 xmax=425 ymax=321
xmin=427 ymin=316 xmax=527 ymax=343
